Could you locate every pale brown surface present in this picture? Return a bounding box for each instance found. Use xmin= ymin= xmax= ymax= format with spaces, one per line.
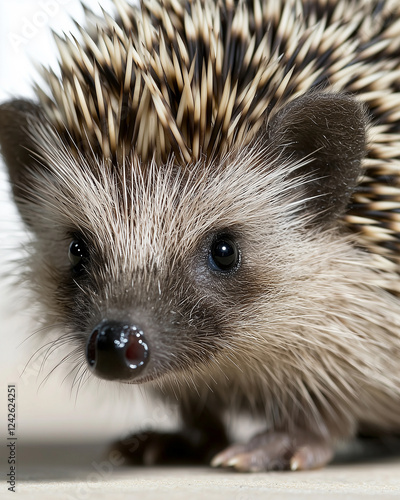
xmin=7 ymin=442 xmax=400 ymax=500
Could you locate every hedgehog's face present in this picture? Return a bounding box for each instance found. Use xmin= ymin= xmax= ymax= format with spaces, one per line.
xmin=69 ymin=220 xmax=245 ymax=384
xmin=76 ymin=227 xmax=241 ymax=383
xmin=0 ymin=92 xmax=367 ymax=386
xmin=20 ymin=155 xmax=281 ymax=385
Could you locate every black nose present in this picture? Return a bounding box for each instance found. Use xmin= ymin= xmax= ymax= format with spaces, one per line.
xmin=86 ymin=320 xmax=149 ymax=381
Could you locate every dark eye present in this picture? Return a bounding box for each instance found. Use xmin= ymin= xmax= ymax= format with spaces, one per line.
xmin=68 ymin=238 xmax=88 ymax=273
xmin=209 ymin=236 xmax=240 ymax=273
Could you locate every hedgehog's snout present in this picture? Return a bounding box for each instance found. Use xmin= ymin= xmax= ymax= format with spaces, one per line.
xmin=86 ymin=320 xmax=149 ymax=381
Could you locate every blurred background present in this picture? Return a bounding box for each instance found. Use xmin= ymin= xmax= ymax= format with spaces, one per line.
xmin=0 ymin=0 xmax=176 ymax=450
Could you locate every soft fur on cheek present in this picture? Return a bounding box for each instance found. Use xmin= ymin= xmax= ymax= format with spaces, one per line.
xmin=190 ymin=225 xmax=400 ymax=436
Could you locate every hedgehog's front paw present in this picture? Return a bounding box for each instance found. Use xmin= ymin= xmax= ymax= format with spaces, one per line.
xmin=113 ymin=429 xmax=227 ymax=466
xmin=211 ymin=430 xmax=334 ymax=472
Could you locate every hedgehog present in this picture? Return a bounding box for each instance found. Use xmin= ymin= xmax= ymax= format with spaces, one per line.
xmin=1 ymin=0 xmax=400 ymax=472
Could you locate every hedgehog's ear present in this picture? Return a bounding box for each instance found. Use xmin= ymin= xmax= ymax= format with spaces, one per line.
xmin=267 ymin=92 xmax=368 ymax=224
xmin=0 ymin=99 xmax=45 ymax=219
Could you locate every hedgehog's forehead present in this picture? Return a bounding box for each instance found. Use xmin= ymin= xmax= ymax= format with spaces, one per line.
xmin=61 ymin=159 xmax=219 ymax=271
xmin=73 ymin=155 xmax=242 ymax=238
xmin=46 ymin=145 xmax=286 ymax=258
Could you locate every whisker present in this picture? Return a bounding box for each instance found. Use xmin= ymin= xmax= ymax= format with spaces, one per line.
xmin=38 ymin=347 xmax=81 ymax=390
xmin=17 ymin=322 xmax=65 ymax=348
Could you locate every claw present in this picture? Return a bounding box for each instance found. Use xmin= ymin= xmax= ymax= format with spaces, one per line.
xmin=210 ymin=452 xmax=225 ymax=467
xmin=211 ymin=430 xmax=334 ymax=472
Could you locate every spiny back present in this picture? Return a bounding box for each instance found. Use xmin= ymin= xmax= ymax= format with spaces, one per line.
xmin=37 ymin=0 xmax=400 ymax=266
